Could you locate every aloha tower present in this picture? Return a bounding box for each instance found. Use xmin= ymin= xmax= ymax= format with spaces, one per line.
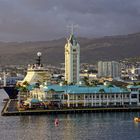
xmin=65 ymin=31 xmax=80 ymax=84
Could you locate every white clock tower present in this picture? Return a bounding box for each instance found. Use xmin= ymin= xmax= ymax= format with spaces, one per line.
xmin=65 ymin=33 xmax=80 ymax=84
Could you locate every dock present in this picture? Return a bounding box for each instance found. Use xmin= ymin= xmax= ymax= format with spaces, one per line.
xmin=2 ymin=99 xmax=140 ymax=116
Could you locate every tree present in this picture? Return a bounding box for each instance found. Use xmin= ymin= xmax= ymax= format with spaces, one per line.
xmin=16 ymin=81 xmax=30 ymax=92
xmin=83 ymin=76 xmax=89 ymax=86
xmin=91 ymin=80 xmax=99 ymax=86
xmin=99 ymin=89 xmax=105 ymax=93
xmin=63 ymin=81 xmax=68 ymax=85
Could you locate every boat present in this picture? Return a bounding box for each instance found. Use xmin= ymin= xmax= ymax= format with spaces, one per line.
xmin=3 ymin=52 xmax=51 ymax=99
xmin=1 ymin=76 xmax=23 ymax=99
xmin=3 ymin=86 xmax=18 ymax=99
xmin=134 ymin=117 xmax=140 ymax=122
xmin=54 ymin=118 xmax=59 ymax=126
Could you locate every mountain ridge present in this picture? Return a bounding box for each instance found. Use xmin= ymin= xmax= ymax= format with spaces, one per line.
xmin=0 ymin=32 xmax=140 ymax=65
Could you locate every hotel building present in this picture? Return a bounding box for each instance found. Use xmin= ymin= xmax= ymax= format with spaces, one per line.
xmin=98 ymin=61 xmax=121 ymax=78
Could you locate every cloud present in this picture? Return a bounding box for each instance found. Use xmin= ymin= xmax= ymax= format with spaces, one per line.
xmin=0 ymin=0 xmax=140 ymax=41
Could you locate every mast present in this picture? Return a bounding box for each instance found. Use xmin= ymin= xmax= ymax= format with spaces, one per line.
xmin=3 ymin=71 xmax=6 ymax=87
xmin=36 ymin=52 xmax=42 ymax=66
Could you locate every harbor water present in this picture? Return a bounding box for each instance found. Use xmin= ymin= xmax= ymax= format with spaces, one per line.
xmin=0 ymin=89 xmax=140 ymax=140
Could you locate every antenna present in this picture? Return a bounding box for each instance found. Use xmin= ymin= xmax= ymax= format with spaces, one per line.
xmin=67 ymin=24 xmax=79 ymax=35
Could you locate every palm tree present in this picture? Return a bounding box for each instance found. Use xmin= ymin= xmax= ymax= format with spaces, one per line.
xmin=99 ymin=88 xmax=105 ymax=93
xmin=91 ymin=80 xmax=99 ymax=86
xmin=63 ymin=81 xmax=68 ymax=85
xmin=16 ymin=81 xmax=29 ymax=92
xmin=83 ymin=76 xmax=89 ymax=86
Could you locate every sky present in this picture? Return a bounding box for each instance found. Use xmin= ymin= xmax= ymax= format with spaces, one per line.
xmin=0 ymin=0 xmax=140 ymax=41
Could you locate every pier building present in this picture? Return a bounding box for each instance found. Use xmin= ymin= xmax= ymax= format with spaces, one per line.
xmin=28 ymin=84 xmax=140 ymax=108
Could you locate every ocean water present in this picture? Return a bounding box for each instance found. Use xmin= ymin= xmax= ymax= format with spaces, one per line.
xmin=0 ymin=89 xmax=140 ymax=140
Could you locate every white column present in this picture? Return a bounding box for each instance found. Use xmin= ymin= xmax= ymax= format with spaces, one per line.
xmin=137 ymin=94 xmax=139 ymax=105
xmin=73 ymin=94 xmax=74 ymax=107
xmin=91 ymin=95 xmax=93 ymax=106
xmin=114 ymin=94 xmax=116 ymax=105
xmin=18 ymin=91 xmax=21 ymax=108
xmin=99 ymin=94 xmax=101 ymax=106
xmin=84 ymin=94 xmax=86 ymax=107
xmin=129 ymin=94 xmax=131 ymax=105
xmin=67 ymin=94 xmax=70 ymax=107
xmin=122 ymin=94 xmax=124 ymax=106
xmin=95 ymin=93 xmax=97 ymax=106
xmin=76 ymin=95 xmax=78 ymax=107
xmin=107 ymin=94 xmax=109 ymax=106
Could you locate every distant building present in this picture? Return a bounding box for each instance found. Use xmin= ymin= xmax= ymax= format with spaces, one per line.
xmin=98 ymin=61 xmax=121 ymax=78
xmin=65 ymin=33 xmax=80 ymax=84
xmin=134 ymin=67 xmax=140 ymax=76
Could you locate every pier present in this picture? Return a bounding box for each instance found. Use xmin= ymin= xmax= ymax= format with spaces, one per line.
xmin=1 ymin=99 xmax=140 ymax=116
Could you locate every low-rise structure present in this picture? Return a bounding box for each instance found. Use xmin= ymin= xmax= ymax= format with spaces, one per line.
xmin=28 ymin=84 xmax=140 ymax=108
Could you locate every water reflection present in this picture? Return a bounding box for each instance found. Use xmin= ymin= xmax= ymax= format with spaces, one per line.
xmin=0 ymin=90 xmax=140 ymax=140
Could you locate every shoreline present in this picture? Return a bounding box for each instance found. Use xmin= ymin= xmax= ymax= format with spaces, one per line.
xmin=2 ymin=99 xmax=140 ymax=116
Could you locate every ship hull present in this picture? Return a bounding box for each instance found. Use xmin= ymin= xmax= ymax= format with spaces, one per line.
xmin=3 ymin=86 xmax=18 ymax=99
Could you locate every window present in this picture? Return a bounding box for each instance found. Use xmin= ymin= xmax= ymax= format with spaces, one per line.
xmin=131 ymin=102 xmax=137 ymax=105
xmin=131 ymin=88 xmax=138 ymax=92
xmin=131 ymin=94 xmax=137 ymax=98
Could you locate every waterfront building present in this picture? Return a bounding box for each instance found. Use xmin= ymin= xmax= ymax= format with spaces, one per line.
xmin=65 ymin=33 xmax=80 ymax=84
xmin=28 ymin=84 xmax=140 ymax=108
xmin=127 ymin=85 xmax=140 ymax=105
xmin=98 ymin=61 xmax=121 ymax=79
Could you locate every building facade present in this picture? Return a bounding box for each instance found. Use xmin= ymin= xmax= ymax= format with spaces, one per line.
xmin=29 ymin=84 xmax=140 ymax=108
xmin=98 ymin=61 xmax=121 ymax=78
xmin=65 ymin=34 xmax=80 ymax=84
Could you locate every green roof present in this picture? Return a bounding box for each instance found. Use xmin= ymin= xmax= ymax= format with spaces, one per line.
xmin=43 ymin=84 xmax=129 ymax=94
xmin=127 ymin=85 xmax=140 ymax=89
